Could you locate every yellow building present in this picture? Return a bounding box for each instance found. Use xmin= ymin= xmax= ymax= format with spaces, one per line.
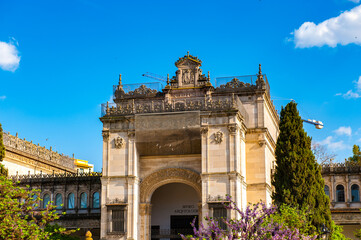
xmin=75 ymin=158 xmax=94 ymax=173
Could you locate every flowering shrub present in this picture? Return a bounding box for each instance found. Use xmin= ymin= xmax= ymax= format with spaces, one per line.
xmin=181 ymin=196 xmax=317 ymax=240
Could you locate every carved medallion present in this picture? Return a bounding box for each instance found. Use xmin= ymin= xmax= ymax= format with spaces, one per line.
xmin=213 ymin=131 xmax=223 ymax=144
xmin=114 ymin=137 xmax=124 ymax=149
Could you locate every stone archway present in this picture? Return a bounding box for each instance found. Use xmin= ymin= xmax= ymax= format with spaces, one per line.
xmin=139 ymin=168 xmax=201 ymax=240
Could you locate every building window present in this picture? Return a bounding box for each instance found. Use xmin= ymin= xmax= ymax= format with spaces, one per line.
xmin=68 ymin=193 xmax=75 ymax=209
xmin=107 ymin=206 xmax=126 ymax=234
xmin=351 ymin=184 xmax=360 ymax=202
xmin=80 ymin=192 xmax=88 ymax=208
xmin=93 ymin=192 xmax=100 ymax=208
xmin=209 ymin=203 xmax=227 ymax=229
xmin=43 ymin=194 xmax=50 ymax=208
xmin=336 ymin=185 xmax=345 ymax=202
xmin=324 ymin=185 xmax=330 ymax=198
xmin=32 ymin=194 xmax=38 ymax=208
xmin=55 ymin=193 xmax=63 ymax=209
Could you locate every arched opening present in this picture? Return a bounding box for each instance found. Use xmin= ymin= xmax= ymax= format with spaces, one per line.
xmin=151 ymin=183 xmax=199 ymax=240
xmin=324 ymin=185 xmax=330 ymax=198
xmin=336 ymin=185 xmax=345 ymax=202
xmin=351 ymin=184 xmax=360 ymax=202
xmin=43 ymin=194 xmax=50 ymax=208
xmin=55 ymin=193 xmax=63 ymax=209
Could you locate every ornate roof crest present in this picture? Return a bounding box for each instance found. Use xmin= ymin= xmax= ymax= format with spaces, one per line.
xmin=127 ymin=84 xmax=158 ymax=96
xmin=175 ymin=51 xmax=202 ymax=67
xmin=218 ymin=78 xmax=251 ymax=89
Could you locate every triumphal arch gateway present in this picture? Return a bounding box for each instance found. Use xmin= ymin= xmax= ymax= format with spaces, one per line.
xmin=99 ymin=54 xmax=279 ymax=240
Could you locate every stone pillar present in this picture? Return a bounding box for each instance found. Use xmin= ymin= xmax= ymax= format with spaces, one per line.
xmin=100 ymin=130 xmax=110 ymax=239
xmin=200 ymin=126 xmax=209 ymax=226
xmin=139 ymin=203 xmax=152 ymax=240
xmin=127 ymin=131 xmax=139 ymax=240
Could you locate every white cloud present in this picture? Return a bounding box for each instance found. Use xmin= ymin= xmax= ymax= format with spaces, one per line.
xmin=0 ymin=39 xmax=20 ymax=72
xmin=357 ymin=76 xmax=361 ymax=91
xmin=292 ymin=5 xmax=361 ymax=48
xmin=334 ymin=126 xmax=352 ymax=136
xmin=343 ymin=89 xmax=361 ymax=99
xmin=318 ymin=136 xmax=348 ymax=150
xmin=0 ymin=96 xmax=6 ymax=100
xmin=349 ymin=0 xmax=360 ymax=3
xmin=336 ymin=76 xmax=361 ymax=99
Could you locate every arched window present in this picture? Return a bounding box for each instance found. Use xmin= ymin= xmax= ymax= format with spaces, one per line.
xmin=43 ymin=194 xmax=50 ymax=208
xmin=351 ymin=184 xmax=360 ymax=202
xmin=32 ymin=194 xmax=38 ymax=208
xmin=324 ymin=185 xmax=330 ymax=198
xmin=68 ymin=193 xmax=75 ymax=209
xmin=93 ymin=192 xmax=100 ymax=208
xmin=80 ymin=192 xmax=88 ymax=209
xmin=336 ymin=185 xmax=345 ymax=202
xmin=55 ymin=193 xmax=63 ymax=209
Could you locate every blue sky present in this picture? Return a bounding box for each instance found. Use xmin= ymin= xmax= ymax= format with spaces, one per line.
xmin=1 ymin=0 xmax=361 ymax=171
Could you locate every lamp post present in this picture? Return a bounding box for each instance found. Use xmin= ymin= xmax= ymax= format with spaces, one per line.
xmin=319 ymin=224 xmax=330 ymax=239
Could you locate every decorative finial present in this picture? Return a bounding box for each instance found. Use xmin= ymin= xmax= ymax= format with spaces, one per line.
xmin=167 ymin=74 xmax=170 ymax=85
xmin=85 ymin=231 xmax=93 ymax=240
xmin=119 ymin=74 xmax=122 ymax=85
xmin=106 ymin=101 xmax=109 ymax=111
xmin=256 ymin=64 xmax=265 ymax=89
xmin=72 ymin=153 xmax=75 ymax=159
xmin=208 ymin=71 xmax=210 ymax=81
xmin=187 ymin=51 xmax=189 ymax=56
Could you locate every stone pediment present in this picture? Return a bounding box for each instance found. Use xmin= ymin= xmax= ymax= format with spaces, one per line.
xmin=177 ymin=59 xmax=199 ymax=69
xmin=175 ymin=52 xmax=202 ymax=68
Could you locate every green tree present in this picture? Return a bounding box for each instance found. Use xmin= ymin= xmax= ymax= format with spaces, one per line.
xmin=272 ymin=101 xmax=332 ymax=234
xmin=347 ymin=145 xmax=361 ymax=164
xmin=0 ymin=123 xmax=7 ymax=176
xmin=0 ymin=175 xmax=69 ymax=239
xmin=0 ymin=124 xmax=4 ymax=162
xmin=45 ymin=224 xmax=80 ymax=240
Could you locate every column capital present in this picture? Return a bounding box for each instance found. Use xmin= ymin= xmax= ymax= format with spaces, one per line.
xmin=102 ymin=130 xmax=109 ymax=141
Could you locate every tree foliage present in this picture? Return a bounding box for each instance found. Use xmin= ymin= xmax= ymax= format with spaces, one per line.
xmin=0 ymin=175 xmax=70 ymax=239
xmin=45 ymin=224 xmax=80 ymax=240
xmin=0 ymin=123 xmax=7 ymax=176
xmin=347 ymin=145 xmax=361 ymax=164
xmin=181 ymin=196 xmax=316 ymax=240
xmin=268 ymin=204 xmax=317 ymax=237
xmin=272 ymin=101 xmax=332 ymax=233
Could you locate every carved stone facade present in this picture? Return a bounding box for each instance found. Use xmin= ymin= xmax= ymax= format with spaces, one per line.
xmin=100 ymin=54 xmax=279 ymax=240
xmin=322 ymin=163 xmax=361 ymax=239
xmin=13 ymin=172 xmax=102 ymax=240
xmin=2 ymin=132 xmax=76 ymax=175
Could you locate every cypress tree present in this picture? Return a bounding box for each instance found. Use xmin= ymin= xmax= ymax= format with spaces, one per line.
xmin=272 ymin=102 xmax=332 ymax=232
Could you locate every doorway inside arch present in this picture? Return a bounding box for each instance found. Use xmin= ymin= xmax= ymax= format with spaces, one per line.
xmin=151 ymin=183 xmax=199 ymax=240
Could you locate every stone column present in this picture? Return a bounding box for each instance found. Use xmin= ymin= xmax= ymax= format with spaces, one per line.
xmin=127 ymin=130 xmax=139 ymax=240
xmin=200 ymin=126 xmax=209 ymax=226
xmin=100 ymin=130 xmax=110 ymax=239
xmin=139 ymin=203 xmax=152 ymax=240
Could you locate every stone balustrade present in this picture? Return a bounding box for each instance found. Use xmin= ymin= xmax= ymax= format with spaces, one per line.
xmin=3 ymin=132 xmax=75 ymax=170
